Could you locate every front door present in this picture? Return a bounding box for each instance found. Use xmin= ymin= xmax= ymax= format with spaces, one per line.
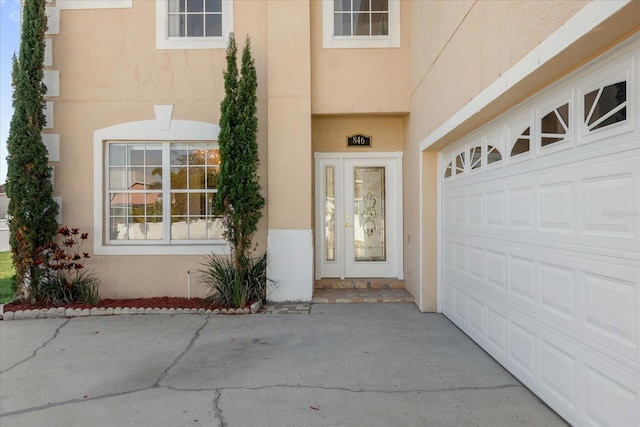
xmin=315 ymin=153 xmax=402 ymax=279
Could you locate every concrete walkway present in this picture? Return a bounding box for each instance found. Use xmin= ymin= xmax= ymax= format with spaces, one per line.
xmin=0 ymin=304 xmax=567 ymax=426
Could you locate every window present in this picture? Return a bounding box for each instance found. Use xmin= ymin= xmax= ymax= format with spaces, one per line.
xmin=107 ymin=141 xmax=223 ymax=244
xmin=541 ymin=103 xmax=569 ymax=147
xmin=511 ymin=127 xmax=530 ymax=157
xmin=584 ymin=81 xmax=627 ymax=131
xmin=334 ymin=0 xmax=389 ymax=37
xmin=469 ymin=146 xmax=482 ymax=170
xmin=168 ymin=0 xmax=222 ymax=37
xmin=156 ymin=0 xmax=233 ymax=49
xmin=455 ymin=152 xmax=465 ymax=175
xmin=487 ymin=145 xmax=502 ymax=164
xmin=444 ymin=161 xmax=453 ymax=178
xmin=323 ymin=0 xmax=401 ymax=48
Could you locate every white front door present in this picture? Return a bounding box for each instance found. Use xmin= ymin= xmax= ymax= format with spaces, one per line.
xmin=315 ymin=153 xmax=403 ymax=279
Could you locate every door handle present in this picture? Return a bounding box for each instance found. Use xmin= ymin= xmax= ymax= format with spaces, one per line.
xmin=345 ymin=223 xmax=351 ymax=228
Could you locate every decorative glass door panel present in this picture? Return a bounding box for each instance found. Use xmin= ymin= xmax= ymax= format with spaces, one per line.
xmin=315 ymin=154 xmax=400 ymax=280
xmin=353 ymin=167 xmax=386 ymax=262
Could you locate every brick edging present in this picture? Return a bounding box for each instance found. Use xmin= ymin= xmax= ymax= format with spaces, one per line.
xmin=0 ymin=301 xmax=262 ymax=321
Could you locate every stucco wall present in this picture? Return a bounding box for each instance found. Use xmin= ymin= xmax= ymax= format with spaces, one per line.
xmin=309 ymin=0 xmax=410 ymax=114
xmin=405 ymin=0 xmax=589 ymax=311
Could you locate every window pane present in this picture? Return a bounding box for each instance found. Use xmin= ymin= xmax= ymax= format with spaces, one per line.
xmin=324 ymin=166 xmax=335 ymax=262
xmin=145 ymin=145 xmax=162 ymax=166
xmin=129 ymin=146 xmax=145 ymax=165
xmin=171 ymin=167 xmax=188 ymax=189
xmin=335 ymin=0 xmax=351 ymax=12
xmin=171 ymin=192 xmax=188 ymax=218
xmin=188 ymin=167 xmax=205 ymax=189
xmin=128 ymin=167 xmax=145 ymax=188
xmin=541 ymin=110 xmax=564 ymax=135
xmin=205 ymin=0 xmax=221 ymax=12
xmin=168 ymin=0 xmax=184 ymax=13
xmin=585 ymin=81 xmax=627 ymax=130
xmin=541 ymin=137 xmax=563 ymax=147
xmin=470 ymin=146 xmax=482 ymax=170
xmin=334 ymin=13 xmax=351 ymax=36
xmin=592 ymin=107 xmax=626 ymax=130
xmin=171 ymin=217 xmax=189 ymax=240
xmin=353 ymin=167 xmax=386 ymax=262
xmin=206 ymin=148 xmax=220 ymax=165
xmin=109 ymin=167 xmax=127 ymax=190
xmin=109 ymin=144 xmax=127 ymax=166
xmin=371 ymin=13 xmax=388 ymax=35
xmin=205 ymin=14 xmax=222 ymax=37
xmin=171 ymin=144 xmax=189 ymax=165
xmin=146 ymin=167 xmax=162 ymax=189
xmin=189 ymin=144 xmax=206 ymax=165
xmin=186 ymin=0 xmax=203 ymax=13
xmin=187 ymin=14 xmax=204 ymax=37
xmin=206 ymin=166 xmax=219 ymax=189
xmin=511 ymin=138 xmax=530 ymax=156
xmin=371 ymin=0 xmax=388 ymax=11
xmin=354 ymin=13 xmax=370 ymax=35
xmin=487 ymin=146 xmax=502 ymax=164
xmin=189 ymin=193 xmax=207 ymax=216
xmin=168 ymin=15 xmax=185 ymax=37
xmin=353 ymin=0 xmax=370 ymax=11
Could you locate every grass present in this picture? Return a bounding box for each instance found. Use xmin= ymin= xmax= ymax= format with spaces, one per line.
xmin=0 ymin=251 xmax=17 ymax=303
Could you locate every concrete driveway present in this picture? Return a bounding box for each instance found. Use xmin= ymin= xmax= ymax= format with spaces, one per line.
xmin=0 ymin=304 xmax=567 ymax=426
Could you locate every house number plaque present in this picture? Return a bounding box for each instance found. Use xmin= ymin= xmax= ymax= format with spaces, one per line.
xmin=347 ymin=134 xmax=372 ymax=147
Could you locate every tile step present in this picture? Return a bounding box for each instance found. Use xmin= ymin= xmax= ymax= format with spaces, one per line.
xmin=312 ymin=288 xmax=414 ymax=304
xmin=314 ymin=279 xmax=406 ymax=290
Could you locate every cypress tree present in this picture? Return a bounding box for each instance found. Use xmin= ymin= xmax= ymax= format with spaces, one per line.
xmin=6 ymin=0 xmax=59 ymax=299
xmin=217 ymin=34 xmax=264 ymax=268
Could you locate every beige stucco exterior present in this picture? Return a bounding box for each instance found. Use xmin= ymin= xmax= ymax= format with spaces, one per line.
xmin=42 ymin=0 xmax=639 ymax=305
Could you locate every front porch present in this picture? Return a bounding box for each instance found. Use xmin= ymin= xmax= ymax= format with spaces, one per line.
xmin=312 ymin=278 xmax=414 ymax=304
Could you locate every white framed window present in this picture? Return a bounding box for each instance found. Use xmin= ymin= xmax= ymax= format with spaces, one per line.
xmin=156 ymin=0 xmax=233 ymax=50
xmin=106 ymin=141 xmax=223 ymax=245
xmin=93 ymin=110 xmax=229 ymax=255
xmin=323 ymin=0 xmax=401 ymax=49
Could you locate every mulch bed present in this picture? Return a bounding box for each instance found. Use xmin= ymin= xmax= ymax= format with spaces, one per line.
xmin=2 ymin=297 xmax=255 ymax=312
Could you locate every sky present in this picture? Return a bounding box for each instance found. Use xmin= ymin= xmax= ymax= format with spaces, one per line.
xmin=0 ymin=0 xmax=21 ymax=185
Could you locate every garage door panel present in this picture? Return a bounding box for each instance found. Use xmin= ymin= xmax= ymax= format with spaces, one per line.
xmin=540 ymin=338 xmax=578 ymax=409
xmin=442 ymin=279 xmax=640 ymax=427
xmin=583 ymin=362 xmax=638 ymax=427
xmin=582 ymin=265 xmax=639 ymax=354
xmin=445 ymin=233 xmax=640 ymax=363
xmin=443 ymin=152 xmax=639 ymax=255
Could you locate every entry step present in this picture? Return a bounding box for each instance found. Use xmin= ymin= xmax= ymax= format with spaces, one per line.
xmin=312 ymin=288 xmax=415 ymax=304
xmin=314 ymin=278 xmax=406 ymax=290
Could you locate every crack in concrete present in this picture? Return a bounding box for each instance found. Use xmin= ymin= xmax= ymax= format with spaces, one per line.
xmin=155 ymin=315 xmax=210 ymax=387
xmin=213 ymin=389 xmax=226 ymax=427
xmin=166 ymin=382 xmax=522 ymax=395
xmin=0 ymin=316 xmax=210 ymax=418
xmin=0 ymin=319 xmax=70 ymax=375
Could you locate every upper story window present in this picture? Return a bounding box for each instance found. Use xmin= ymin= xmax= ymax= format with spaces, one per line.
xmin=323 ymin=0 xmax=401 ymax=49
xmin=168 ymin=0 xmax=222 ymax=37
xmin=156 ymin=0 xmax=233 ymax=49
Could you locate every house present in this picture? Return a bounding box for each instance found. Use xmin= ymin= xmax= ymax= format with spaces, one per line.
xmin=39 ymin=1 xmax=638 ymax=425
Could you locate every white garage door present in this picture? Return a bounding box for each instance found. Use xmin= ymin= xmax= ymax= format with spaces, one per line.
xmin=440 ymin=40 xmax=639 ymax=426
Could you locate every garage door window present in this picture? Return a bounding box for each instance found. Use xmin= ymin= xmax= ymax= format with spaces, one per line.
xmin=584 ymin=81 xmax=627 ymax=131
xmin=511 ymin=127 xmax=530 ymax=157
xmin=470 ymin=146 xmax=482 ymax=170
xmin=487 ymin=145 xmax=502 ymax=164
xmin=541 ymin=103 xmax=569 ymax=147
